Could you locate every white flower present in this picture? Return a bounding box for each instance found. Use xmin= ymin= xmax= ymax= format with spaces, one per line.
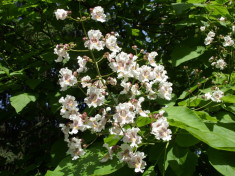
xmin=158 ymin=82 xmax=173 ymax=100
xmin=55 ymin=9 xmax=68 ymax=20
xmin=123 ymin=128 xmax=142 ymax=148
xmin=59 ymin=95 xmax=80 ymax=119
xmin=84 ymin=30 xmax=105 ymax=51
xmin=204 ymin=36 xmax=213 ymax=45
xmin=59 ymin=95 xmax=77 ymax=111
xmin=127 ymin=152 xmax=146 ymax=173
xmin=69 ymin=114 xmax=88 ymax=134
xmin=215 ymin=59 xmax=227 ymax=70
xmin=113 ymin=102 xmax=136 ymax=126
xmin=211 ymin=90 xmax=224 ymax=102
xmin=223 ymin=36 xmax=234 ymax=47
xmin=232 ymin=26 xmax=235 ymax=32
xmin=59 ymin=68 xmax=77 ymax=91
xmin=207 ymin=31 xmax=215 ymax=38
xmin=204 ymin=92 xmax=212 ymax=100
xmin=109 ymin=125 xmax=124 ymax=136
xmin=67 ymin=137 xmax=85 ymax=160
xmin=100 ymin=143 xmax=113 ymax=162
xmin=130 ymin=84 xmax=141 ymax=97
xmin=54 ymin=44 xmax=70 ymax=62
xmin=219 ymin=16 xmax=225 ymax=22
xmin=147 ymin=52 xmax=158 ymax=67
xmin=120 ymin=81 xmax=131 ymax=94
xmin=105 ymin=34 xmax=121 ymax=53
xmin=151 ymin=117 xmax=172 ymax=141
xmin=200 ymin=26 xmax=206 ymax=31
xmin=153 ymin=64 xmax=168 ymax=83
xmin=107 ymin=77 xmax=117 ymax=86
xmin=59 ymin=124 xmax=70 ymax=142
xmin=117 ymin=144 xmax=133 ymax=162
xmin=77 ymin=56 xmax=88 ymax=73
xmin=88 ymin=114 xmax=107 ymax=132
xmin=91 ymin=6 xmax=106 ymax=23
xmin=84 ymin=86 xmax=105 ymax=108
xmin=137 ymin=65 xmax=155 ymax=83
xmin=81 ymin=76 xmax=91 ymax=88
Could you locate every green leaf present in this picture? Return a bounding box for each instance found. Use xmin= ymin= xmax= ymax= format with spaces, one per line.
xmin=47 ymin=143 xmax=124 ymax=176
xmin=171 ymin=3 xmax=194 ymax=15
xmin=208 ymin=148 xmax=235 ymax=176
xmin=194 ymin=111 xmax=218 ymax=123
xmin=216 ymin=111 xmax=235 ymax=123
xmin=48 ymin=139 xmax=67 ymax=168
xmin=222 ymin=95 xmax=235 ymax=104
xmin=176 ymin=130 xmax=200 ymax=147
xmin=166 ymin=145 xmax=197 ymax=176
xmin=143 ymin=166 xmax=155 ymax=176
xmin=0 ymin=63 xmax=10 ymax=77
xmin=136 ymin=116 xmax=152 ymax=127
xmin=10 ymin=93 xmax=37 ymax=113
xmin=132 ymin=29 xmax=140 ymax=36
xmin=104 ymin=135 xmax=123 ymax=147
xmin=164 ymin=106 xmax=235 ymax=151
xmin=206 ymin=2 xmax=230 ymax=18
xmin=25 ymin=79 xmax=41 ymax=90
xmin=171 ymin=46 xmax=205 ymax=67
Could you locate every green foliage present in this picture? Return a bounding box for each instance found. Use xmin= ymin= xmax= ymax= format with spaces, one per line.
xmin=208 ymin=147 xmax=235 ymax=176
xmin=166 ymin=145 xmax=198 ymax=176
xmin=10 ymin=93 xmax=37 ymax=113
xmin=0 ymin=0 xmax=234 ymax=175
xmin=45 ymin=143 xmax=124 ymax=176
xmin=164 ymin=106 xmax=235 ymax=151
xmin=171 ymin=46 xmax=205 ymax=67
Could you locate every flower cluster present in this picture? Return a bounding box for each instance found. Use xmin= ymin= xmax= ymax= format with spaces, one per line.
xmin=204 ymin=87 xmax=224 ymax=102
xmin=54 ymin=6 xmax=173 ymax=173
xmin=204 ymin=31 xmax=215 ymax=45
xmin=209 ymin=57 xmax=227 ymax=70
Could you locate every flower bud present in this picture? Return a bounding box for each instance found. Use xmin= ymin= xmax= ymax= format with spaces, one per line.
xmin=73 ymin=71 xmax=77 ymax=77
xmin=140 ymin=49 xmax=144 ymax=53
xmin=132 ymin=45 xmax=137 ymax=50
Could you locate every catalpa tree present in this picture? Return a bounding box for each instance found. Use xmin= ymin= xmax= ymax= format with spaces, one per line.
xmin=0 ymin=0 xmax=234 ymax=176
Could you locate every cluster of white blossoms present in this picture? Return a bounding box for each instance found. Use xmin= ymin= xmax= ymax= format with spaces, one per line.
xmin=209 ymin=57 xmax=227 ymax=70
xmin=108 ymin=50 xmax=172 ymax=100
xmin=204 ymin=87 xmax=224 ymax=103
xmin=54 ymin=44 xmax=70 ymax=62
xmin=223 ymin=35 xmax=234 ymax=47
xmin=204 ymin=31 xmax=215 ymax=45
xmin=117 ymin=144 xmax=146 ymax=173
xmin=151 ymin=110 xmax=172 ymax=141
xmin=55 ymin=6 xmax=173 ymax=173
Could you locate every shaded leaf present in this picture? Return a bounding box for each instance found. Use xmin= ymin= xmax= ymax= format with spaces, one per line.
xmin=10 ymin=93 xmax=37 ymax=113
xmin=171 ymin=46 xmax=205 ymax=67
